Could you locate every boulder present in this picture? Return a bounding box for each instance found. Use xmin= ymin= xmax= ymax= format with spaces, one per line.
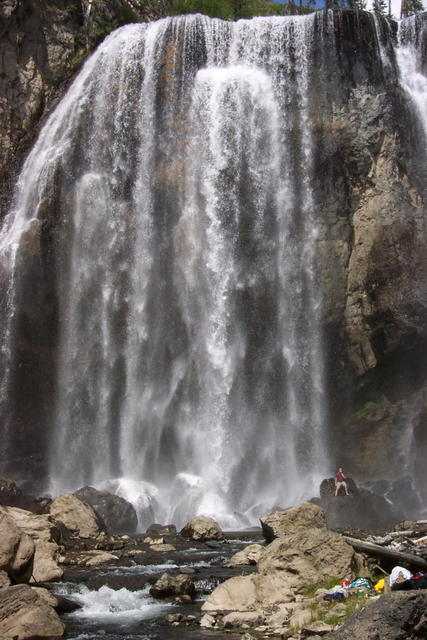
xmin=149 ymin=573 xmax=196 ymax=599
xmin=225 ymin=543 xmax=264 ymax=567
xmin=149 ymin=543 xmax=176 ymax=552
xmin=30 ymin=541 xmax=63 ymax=583
xmin=50 ymin=494 xmax=107 ymax=538
xmin=301 ymin=620 xmax=333 ymax=636
xmin=74 ymin=550 xmax=118 ymax=567
xmin=146 ymin=523 xmax=177 ymax=536
xmin=74 ymin=486 xmax=138 ymax=534
xmin=203 ymin=526 xmax=367 ymax=616
xmin=180 ymin=516 xmax=224 ymax=541
xmin=260 ymin=503 xmax=326 ymax=542
xmin=0 ymin=584 xmax=65 ymax=639
xmin=0 ymin=507 xmax=35 ymax=583
xmin=319 ymin=477 xmax=358 ymax=499
xmin=326 ymin=591 xmax=427 ymax=640
xmin=202 ymin=574 xmax=258 ymax=612
xmin=4 ymin=506 xmax=60 ymax=542
xmin=317 ymin=481 xmax=397 ymax=530
xmin=258 ymin=528 xmax=367 ymax=583
xmin=31 ymin=587 xmax=58 ymax=608
xmin=222 ymin=611 xmax=265 ymax=628
xmin=0 ymin=477 xmax=50 ymax=514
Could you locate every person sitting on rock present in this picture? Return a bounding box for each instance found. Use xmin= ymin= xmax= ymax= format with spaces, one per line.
xmin=334 ymin=467 xmax=349 ymax=496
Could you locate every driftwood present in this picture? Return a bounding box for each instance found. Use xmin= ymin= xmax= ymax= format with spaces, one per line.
xmin=344 ymin=536 xmax=427 ymax=570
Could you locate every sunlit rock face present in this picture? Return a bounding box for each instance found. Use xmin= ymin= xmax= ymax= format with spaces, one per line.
xmin=0 ymin=10 xmax=425 ymax=527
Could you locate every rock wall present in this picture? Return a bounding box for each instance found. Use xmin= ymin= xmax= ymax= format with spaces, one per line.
xmin=313 ymin=12 xmax=427 ymax=500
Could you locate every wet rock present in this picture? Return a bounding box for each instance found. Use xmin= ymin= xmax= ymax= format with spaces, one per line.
xmin=225 ymin=543 xmax=264 ymax=567
xmin=68 ymin=550 xmax=118 ymax=567
xmin=326 ymin=591 xmax=427 ymax=639
xmin=180 ymin=516 xmax=224 ymax=541
xmin=146 ymin=523 xmax=177 ymax=536
xmin=144 ymin=536 xmax=165 ymax=544
xmin=50 ymin=494 xmax=107 ymax=538
xmin=74 ymin=486 xmax=138 ymax=534
xmin=260 ymin=503 xmax=326 ymax=542
xmin=0 ymin=584 xmax=65 ymax=639
xmin=149 ymin=543 xmax=176 ymax=552
xmin=149 ymin=572 xmax=196 ymax=599
xmin=55 ymin=594 xmax=82 ymax=614
xmin=166 ymin=613 xmax=184 ymax=623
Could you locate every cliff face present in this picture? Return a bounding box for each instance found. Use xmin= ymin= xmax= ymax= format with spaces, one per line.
xmin=0 ymin=8 xmax=425 ymax=514
xmin=0 ymin=0 xmax=142 ymax=219
xmin=312 ymin=12 xmax=427 ymax=498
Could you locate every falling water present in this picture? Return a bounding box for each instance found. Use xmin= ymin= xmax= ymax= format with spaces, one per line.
xmin=396 ymin=14 xmax=427 ymax=137
xmin=4 ymin=11 xmax=421 ymax=528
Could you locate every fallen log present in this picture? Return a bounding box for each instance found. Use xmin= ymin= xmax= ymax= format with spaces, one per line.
xmin=344 ymin=536 xmax=427 ymax=570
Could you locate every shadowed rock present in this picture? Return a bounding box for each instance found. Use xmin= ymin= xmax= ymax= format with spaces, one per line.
xmin=74 ymin=486 xmax=138 ymax=534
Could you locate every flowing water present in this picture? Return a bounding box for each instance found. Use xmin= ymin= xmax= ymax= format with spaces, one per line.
xmin=0 ymin=11 xmax=425 ymax=528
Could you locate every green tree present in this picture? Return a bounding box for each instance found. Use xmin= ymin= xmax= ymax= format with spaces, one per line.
xmin=232 ymin=0 xmax=245 ymax=20
xmin=372 ymin=0 xmax=387 ymax=14
xmin=347 ymin=0 xmax=367 ymax=9
xmin=401 ymin=0 xmax=424 ymax=17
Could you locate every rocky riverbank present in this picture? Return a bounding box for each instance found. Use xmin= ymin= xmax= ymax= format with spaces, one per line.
xmin=0 ymin=475 xmax=426 ymax=640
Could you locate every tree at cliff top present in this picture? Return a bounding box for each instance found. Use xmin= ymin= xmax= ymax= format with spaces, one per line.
xmin=401 ymin=0 xmax=424 ymax=16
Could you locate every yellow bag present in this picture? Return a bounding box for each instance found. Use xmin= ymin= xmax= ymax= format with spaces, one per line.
xmin=374 ymin=578 xmax=385 ymax=592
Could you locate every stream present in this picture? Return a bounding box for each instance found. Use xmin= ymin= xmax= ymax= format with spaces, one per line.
xmin=52 ymin=530 xmax=263 ymax=640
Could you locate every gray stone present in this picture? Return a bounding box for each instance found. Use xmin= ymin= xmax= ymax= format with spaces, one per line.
xmin=180 ymin=516 xmax=224 ymax=541
xmin=150 ymin=573 xmax=196 ymax=599
xmin=50 ymin=494 xmax=107 ymax=538
xmin=0 ymin=584 xmax=65 ymax=639
xmin=260 ymin=503 xmax=326 ymax=542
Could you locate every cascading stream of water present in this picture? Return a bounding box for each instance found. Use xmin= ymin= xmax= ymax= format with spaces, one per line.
xmin=396 ymin=14 xmax=427 ymax=137
xmin=4 ymin=11 xmax=423 ymax=528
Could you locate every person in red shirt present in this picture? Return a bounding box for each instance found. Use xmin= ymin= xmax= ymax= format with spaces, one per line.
xmin=335 ymin=467 xmax=349 ymax=496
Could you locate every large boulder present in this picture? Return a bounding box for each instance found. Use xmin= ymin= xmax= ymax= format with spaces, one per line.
xmin=30 ymin=541 xmax=63 ymax=583
xmin=74 ymin=486 xmax=138 ymax=534
xmin=258 ymin=528 xmax=367 ymax=583
xmin=260 ymin=502 xmax=326 ymax=542
xmin=50 ymin=494 xmax=107 ymax=538
xmin=149 ymin=573 xmax=196 ymax=599
xmin=0 ymin=584 xmax=65 ymax=639
xmin=326 ymin=591 xmax=427 ymax=640
xmin=317 ymin=479 xmax=397 ymax=530
xmin=180 ymin=516 xmax=224 ymax=541
xmin=225 ymin=544 xmax=264 ymax=567
xmin=0 ymin=507 xmax=35 ymax=583
xmin=4 ymin=506 xmax=60 ymax=542
xmin=4 ymin=506 xmax=64 ymax=583
xmin=202 ymin=527 xmax=367 ymax=616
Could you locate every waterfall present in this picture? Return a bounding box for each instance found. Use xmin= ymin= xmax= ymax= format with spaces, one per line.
xmin=396 ymin=14 xmax=427 ymax=137
xmin=3 ymin=11 xmax=423 ymax=529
